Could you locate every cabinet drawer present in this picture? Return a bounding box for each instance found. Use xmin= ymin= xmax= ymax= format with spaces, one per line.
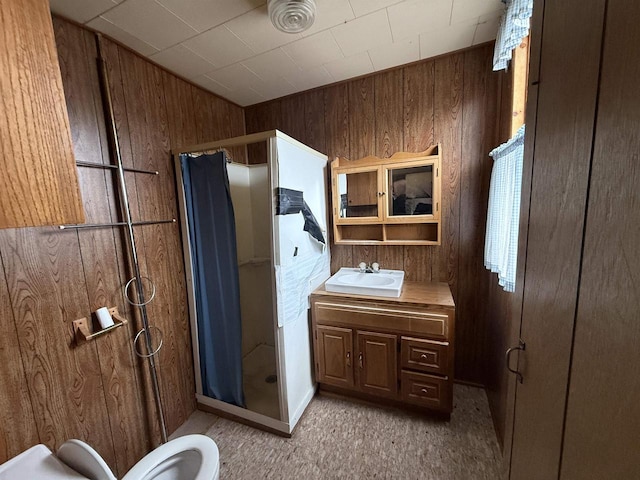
xmin=400 ymin=337 xmax=449 ymax=375
xmin=400 ymin=371 xmax=451 ymax=412
xmin=313 ymin=301 xmax=449 ymax=340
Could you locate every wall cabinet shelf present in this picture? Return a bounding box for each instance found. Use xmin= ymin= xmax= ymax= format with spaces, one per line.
xmin=311 ymin=281 xmax=455 ymax=415
xmin=0 ymin=0 xmax=84 ymax=229
xmin=331 ymin=145 xmax=441 ymax=245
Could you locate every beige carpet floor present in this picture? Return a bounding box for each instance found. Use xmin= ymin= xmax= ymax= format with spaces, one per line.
xmin=170 ymin=385 xmax=502 ymax=479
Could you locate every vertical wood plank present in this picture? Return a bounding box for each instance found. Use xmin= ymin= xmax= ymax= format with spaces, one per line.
xmin=0 ymin=255 xmax=39 ymax=463
xmin=163 ymin=73 xmax=198 ymax=151
xmin=304 ymin=90 xmax=326 ymax=154
xmin=433 ymin=53 xmax=463 ymax=306
xmin=245 ymin=101 xmax=281 ymax=164
xmin=348 ymin=77 xmax=376 ymax=160
xmin=375 ymin=69 xmax=404 ymax=269
xmin=457 ymin=45 xmax=497 ymax=383
xmin=324 ymin=83 xmax=353 ymax=271
xmin=375 ymin=70 xmax=404 ymax=158
xmin=349 ymin=77 xmax=376 ymax=264
xmin=280 ymin=94 xmax=306 ymax=141
xmin=404 ymin=61 xmax=435 ymax=152
xmin=402 ymin=61 xmax=435 ymax=281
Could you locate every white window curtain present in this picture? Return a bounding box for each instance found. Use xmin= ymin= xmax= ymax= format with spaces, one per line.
xmin=493 ymin=0 xmax=534 ymax=71
xmin=485 ymin=125 xmax=525 ymax=292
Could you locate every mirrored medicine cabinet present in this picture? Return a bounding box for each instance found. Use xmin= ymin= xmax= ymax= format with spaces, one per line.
xmin=331 ymin=145 xmax=441 ymax=245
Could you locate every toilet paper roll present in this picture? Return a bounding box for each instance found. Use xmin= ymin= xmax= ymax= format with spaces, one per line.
xmin=96 ymin=307 xmax=115 ymax=329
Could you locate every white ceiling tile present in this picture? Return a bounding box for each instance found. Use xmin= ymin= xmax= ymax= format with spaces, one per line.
xmin=301 ymin=0 xmax=355 ymax=37
xmin=473 ymin=10 xmax=502 ymax=45
xmin=224 ymin=88 xmax=266 ymax=107
xmin=192 ymin=75 xmax=233 ymax=97
xmin=331 ymin=9 xmax=393 ymax=57
xmin=251 ymin=77 xmax=298 ymax=100
xmin=242 ymin=49 xmax=302 ymax=81
xmin=206 ymin=63 xmax=264 ymax=92
xmin=182 ymin=25 xmax=254 ymax=68
xmin=283 ymin=31 xmax=344 ymax=70
xmin=419 ymin=19 xmax=476 ymax=60
xmin=87 ymin=16 xmax=160 ymax=56
xmin=49 ymin=0 xmax=119 ymax=24
xmin=368 ymin=35 xmax=419 ymax=71
xmin=348 ymin=0 xmax=404 ymax=17
xmin=226 ymin=5 xmax=302 ymax=54
xmin=387 ymin=0 xmax=453 ymax=42
xmin=451 ymin=0 xmax=504 ymax=24
xmin=286 ymin=65 xmax=334 ymax=91
xmin=149 ymin=44 xmax=215 ymax=78
xmin=102 ymin=0 xmax=197 ymax=50
xmin=156 ymin=0 xmax=264 ymax=32
xmin=323 ymin=51 xmax=374 ymax=82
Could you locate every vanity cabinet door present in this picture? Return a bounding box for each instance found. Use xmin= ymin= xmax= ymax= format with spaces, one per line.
xmin=316 ymin=326 xmax=354 ymax=388
xmin=333 ymin=166 xmax=383 ymax=223
xmin=356 ymin=331 xmax=398 ymax=398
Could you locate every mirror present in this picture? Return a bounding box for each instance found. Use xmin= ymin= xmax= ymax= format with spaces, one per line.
xmin=388 ymin=165 xmax=433 ymax=217
xmin=337 ymin=171 xmax=379 ymax=218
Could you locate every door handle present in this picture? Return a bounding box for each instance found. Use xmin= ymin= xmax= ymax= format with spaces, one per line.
xmin=505 ymin=340 xmax=526 ymax=384
xmin=358 ymin=352 xmax=363 ymax=368
xmin=346 ymin=351 xmax=351 ymax=367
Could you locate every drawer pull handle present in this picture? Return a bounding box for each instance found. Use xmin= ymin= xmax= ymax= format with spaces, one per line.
xmin=346 ymin=351 xmax=351 ymax=367
xmin=421 ymin=388 xmax=428 ymax=394
xmin=359 ymin=352 xmax=363 ymax=368
xmin=420 ymin=354 xmax=428 ymax=360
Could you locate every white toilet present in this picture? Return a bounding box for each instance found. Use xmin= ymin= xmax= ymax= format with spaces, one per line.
xmin=0 ymin=434 xmax=219 ymax=480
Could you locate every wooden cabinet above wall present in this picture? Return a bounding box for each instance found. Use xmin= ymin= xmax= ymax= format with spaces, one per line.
xmin=331 ymin=145 xmax=441 ymax=245
xmin=0 ymin=0 xmax=84 ymax=229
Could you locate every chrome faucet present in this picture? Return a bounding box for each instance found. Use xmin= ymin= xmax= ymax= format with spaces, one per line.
xmin=358 ymin=262 xmax=380 ymax=273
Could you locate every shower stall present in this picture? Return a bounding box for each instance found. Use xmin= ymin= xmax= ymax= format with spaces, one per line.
xmin=175 ymin=130 xmax=330 ymax=434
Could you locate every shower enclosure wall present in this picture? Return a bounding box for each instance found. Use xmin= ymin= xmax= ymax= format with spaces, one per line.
xmin=175 ymin=130 xmax=330 ymax=434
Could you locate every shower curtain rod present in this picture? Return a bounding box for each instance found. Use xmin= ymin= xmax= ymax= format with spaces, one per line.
xmin=172 ymin=130 xmax=276 ymax=155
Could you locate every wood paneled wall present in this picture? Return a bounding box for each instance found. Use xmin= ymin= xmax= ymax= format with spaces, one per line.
xmin=0 ymin=17 xmax=245 ymax=475
xmin=245 ymin=44 xmax=502 ymax=384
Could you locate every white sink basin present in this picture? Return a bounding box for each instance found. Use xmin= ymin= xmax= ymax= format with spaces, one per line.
xmin=325 ymin=268 xmax=405 ymax=298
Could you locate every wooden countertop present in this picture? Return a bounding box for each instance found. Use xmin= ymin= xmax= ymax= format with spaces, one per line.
xmin=312 ymin=280 xmax=455 ymax=309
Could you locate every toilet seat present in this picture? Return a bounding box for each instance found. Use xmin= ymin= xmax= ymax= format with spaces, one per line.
xmin=122 ymin=435 xmax=219 ymax=480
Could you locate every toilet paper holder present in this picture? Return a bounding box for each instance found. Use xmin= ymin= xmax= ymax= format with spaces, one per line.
xmin=73 ymin=306 xmax=128 ymax=344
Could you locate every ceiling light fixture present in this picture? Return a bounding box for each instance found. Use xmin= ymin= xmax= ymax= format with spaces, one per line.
xmin=268 ymin=0 xmax=317 ymax=34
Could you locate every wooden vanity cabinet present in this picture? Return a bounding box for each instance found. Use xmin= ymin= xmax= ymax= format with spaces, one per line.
xmin=311 ymin=281 xmax=455 ymax=415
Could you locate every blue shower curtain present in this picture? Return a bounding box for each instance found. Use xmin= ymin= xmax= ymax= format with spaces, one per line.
xmin=181 ymin=152 xmax=245 ymax=408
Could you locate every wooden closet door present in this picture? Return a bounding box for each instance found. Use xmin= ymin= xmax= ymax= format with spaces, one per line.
xmin=509 ymin=0 xmax=606 ymax=478
xmin=559 ymin=0 xmax=640 ymax=477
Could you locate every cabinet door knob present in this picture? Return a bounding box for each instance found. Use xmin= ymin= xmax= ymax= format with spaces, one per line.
xmin=346 ymin=351 xmax=351 ymax=367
